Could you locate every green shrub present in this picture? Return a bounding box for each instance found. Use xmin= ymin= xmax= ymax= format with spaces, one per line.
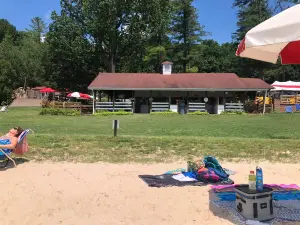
xmin=220 ymin=111 xmax=246 ymax=115
xmin=94 ymin=109 xmax=133 ymax=116
xmin=150 ymin=110 xmax=178 ymax=115
xmin=187 ymin=111 xmax=209 ymax=115
xmin=39 ymin=108 xmax=81 ymax=116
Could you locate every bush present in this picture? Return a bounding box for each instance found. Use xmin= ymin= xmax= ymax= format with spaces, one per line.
xmin=94 ymin=109 xmax=133 ymax=116
xmin=150 ymin=110 xmax=178 ymax=115
xmin=187 ymin=111 xmax=209 ymax=115
xmin=39 ymin=108 xmax=81 ymax=116
xmin=220 ymin=111 xmax=246 ymax=115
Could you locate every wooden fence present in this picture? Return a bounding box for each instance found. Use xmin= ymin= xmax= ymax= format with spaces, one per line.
xmin=50 ymin=101 xmax=83 ymax=113
xmin=187 ymin=102 xmax=206 ymax=112
xmin=151 ymin=102 xmax=170 ymax=112
xmin=52 ymin=101 xmax=81 ymax=109
xmin=95 ymin=102 xmax=133 ymax=112
xmin=225 ymin=103 xmax=244 ymax=112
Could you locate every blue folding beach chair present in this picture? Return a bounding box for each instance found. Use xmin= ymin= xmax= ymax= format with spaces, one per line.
xmin=0 ymin=129 xmax=32 ymax=168
xmin=285 ymin=106 xmax=293 ymax=113
xmin=296 ymin=104 xmax=300 ymax=112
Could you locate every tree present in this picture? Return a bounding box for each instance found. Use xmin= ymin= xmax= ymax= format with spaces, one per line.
xmin=0 ymin=19 xmax=18 ymax=43
xmin=193 ymin=40 xmax=238 ymax=73
xmin=18 ymin=32 xmax=50 ymax=88
xmin=233 ymin=0 xmax=272 ymax=42
xmin=0 ymin=35 xmax=22 ymax=103
xmin=233 ymin=0 xmax=273 ymax=79
xmin=47 ymin=8 xmax=97 ymax=91
xmin=29 ymin=17 xmax=47 ymax=35
xmin=46 ymin=0 xmax=174 ymax=91
xmin=170 ymin=0 xmax=208 ymax=73
xmin=82 ymin=0 xmax=172 ymax=73
xmin=141 ymin=0 xmax=173 ymax=73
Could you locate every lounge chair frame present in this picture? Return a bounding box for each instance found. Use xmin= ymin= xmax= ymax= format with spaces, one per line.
xmin=0 ymin=129 xmax=33 ymax=168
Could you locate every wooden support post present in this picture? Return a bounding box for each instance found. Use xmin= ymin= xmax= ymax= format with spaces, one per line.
xmin=112 ymin=90 xmax=115 ymax=112
xmin=150 ymin=91 xmax=153 ymax=113
xmin=92 ymin=90 xmax=96 ymax=114
xmin=168 ymin=92 xmax=171 ymax=110
xmin=224 ymin=91 xmax=226 ymax=112
xmin=186 ymin=91 xmax=190 ymax=113
xmin=263 ymin=90 xmax=267 ymax=114
xmin=132 ymin=91 xmax=135 ymax=113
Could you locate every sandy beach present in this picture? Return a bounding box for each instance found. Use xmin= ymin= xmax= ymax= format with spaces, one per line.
xmin=1 ymin=162 xmax=300 ymax=225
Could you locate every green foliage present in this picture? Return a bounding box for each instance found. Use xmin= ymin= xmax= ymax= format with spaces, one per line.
xmin=39 ymin=108 xmax=81 ymax=116
xmin=220 ymin=111 xmax=246 ymax=115
xmin=0 ymin=19 xmax=18 ymax=43
xmin=170 ymin=0 xmax=208 ymax=72
xmin=233 ymin=0 xmax=271 ymax=42
xmin=29 ymin=17 xmax=47 ymax=35
xmin=2 ymin=0 xmax=300 ymax=104
xmin=233 ymin=0 xmax=273 ymax=80
xmin=47 ymin=9 xmax=97 ymax=91
xmin=150 ymin=110 xmax=178 ymax=115
xmin=195 ymin=40 xmax=238 ymax=73
xmin=0 ymin=17 xmax=50 ymax=104
xmin=94 ymin=110 xmax=133 ymax=116
xmin=187 ymin=111 xmax=209 ymax=115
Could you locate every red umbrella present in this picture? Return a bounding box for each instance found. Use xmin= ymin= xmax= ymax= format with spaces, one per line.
xmin=40 ymin=88 xmax=56 ymax=93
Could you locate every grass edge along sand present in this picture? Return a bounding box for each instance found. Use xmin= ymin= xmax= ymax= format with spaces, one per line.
xmin=26 ymin=134 xmax=300 ymax=164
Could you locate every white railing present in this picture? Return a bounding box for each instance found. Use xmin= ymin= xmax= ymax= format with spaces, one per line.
xmin=96 ymin=102 xmax=133 ymax=112
xmin=187 ymin=102 xmax=206 ymax=112
xmin=151 ymin=102 xmax=170 ymax=112
xmin=225 ymin=103 xmax=244 ymax=112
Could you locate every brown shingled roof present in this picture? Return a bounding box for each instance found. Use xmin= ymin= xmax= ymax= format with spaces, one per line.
xmin=88 ymin=73 xmax=272 ymax=91
xmin=240 ymin=78 xmax=273 ymax=89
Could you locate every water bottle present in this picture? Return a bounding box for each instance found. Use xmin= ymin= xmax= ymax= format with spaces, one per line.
xmin=256 ymin=166 xmax=263 ymax=192
xmin=248 ymin=171 xmax=256 ymax=190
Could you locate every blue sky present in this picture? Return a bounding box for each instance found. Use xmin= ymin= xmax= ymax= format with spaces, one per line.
xmin=0 ymin=0 xmax=237 ymax=43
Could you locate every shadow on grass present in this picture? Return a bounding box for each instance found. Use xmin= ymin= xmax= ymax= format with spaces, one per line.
xmin=209 ymin=189 xmax=239 ymax=224
xmin=0 ymin=157 xmax=30 ymax=171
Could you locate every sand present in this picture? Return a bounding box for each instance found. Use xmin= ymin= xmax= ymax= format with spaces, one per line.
xmin=1 ymin=162 xmax=300 ymax=225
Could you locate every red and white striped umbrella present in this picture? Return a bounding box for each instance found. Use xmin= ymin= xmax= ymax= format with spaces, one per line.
xmin=271 ymin=81 xmax=300 ymax=91
xmin=67 ymin=92 xmax=93 ymax=99
xmin=236 ymin=4 xmax=300 ymax=64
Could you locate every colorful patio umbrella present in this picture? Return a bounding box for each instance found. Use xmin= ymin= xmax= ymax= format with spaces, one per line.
xmin=80 ymin=94 xmax=93 ymax=99
xmin=40 ymin=87 xmax=56 ymax=93
xmin=236 ymin=4 xmax=300 ymax=64
xmin=67 ymin=92 xmax=92 ymax=99
xmin=271 ymin=81 xmax=300 ymax=91
xmin=67 ymin=92 xmax=81 ymax=98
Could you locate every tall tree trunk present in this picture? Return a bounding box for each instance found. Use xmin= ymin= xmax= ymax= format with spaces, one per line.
xmin=107 ymin=30 xmax=118 ymax=73
xmin=183 ymin=5 xmax=188 ymax=73
xmin=108 ymin=53 xmax=116 ymax=73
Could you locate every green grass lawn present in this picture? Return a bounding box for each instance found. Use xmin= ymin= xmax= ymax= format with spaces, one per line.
xmin=1 ymin=107 xmax=300 ymax=163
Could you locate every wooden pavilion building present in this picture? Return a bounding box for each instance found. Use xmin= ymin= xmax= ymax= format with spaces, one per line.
xmin=88 ymin=62 xmax=272 ymax=114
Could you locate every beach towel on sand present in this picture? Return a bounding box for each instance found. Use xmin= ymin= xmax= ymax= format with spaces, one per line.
xmin=139 ymin=174 xmax=233 ymax=188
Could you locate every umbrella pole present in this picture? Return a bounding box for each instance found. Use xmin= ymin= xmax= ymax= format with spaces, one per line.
xmin=92 ymin=90 xmax=95 ymax=114
xmin=263 ymin=90 xmax=267 ymax=114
